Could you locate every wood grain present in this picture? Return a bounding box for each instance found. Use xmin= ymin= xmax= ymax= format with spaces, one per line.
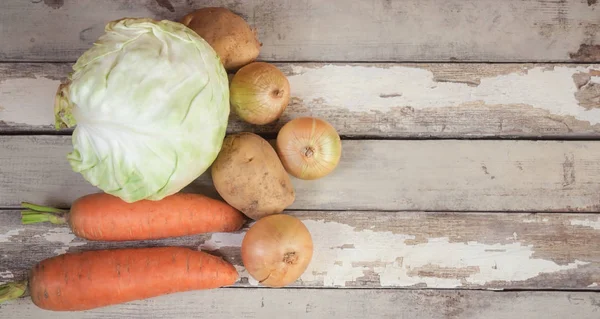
xmin=0 ymin=0 xmax=599 ymax=62
xmin=1 ymin=210 xmax=599 ymax=289
xmin=2 ymin=63 xmax=600 ymax=137
xmin=1 ymin=289 xmax=599 ymax=319
xmin=2 ymin=136 xmax=600 ymax=212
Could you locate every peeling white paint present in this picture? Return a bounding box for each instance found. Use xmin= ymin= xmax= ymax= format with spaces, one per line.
xmin=289 ymin=64 xmax=600 ymax=124
xmin=570 ymin=218 xmax=600 ymax=230
xmin=200 ymin=220 xmax=590 ymax=288
xmin=42 ymin=228 xmax=85 ymax=254
xmin=588 ymin=282 xmax=599 ymax=288
xmin=198 ymin=232 xmax=245 ymax=251
xmin=299 ymin=220 xmax=586 ymax=288
xmin=0 ymin=77 xmax=59 ymax=126
xmin=0 ymin=229 xmax=25 ymax=243
xmin=0 ymin=270 xmax=14 ymax=285
xmin=522 ymin=218 xmax=549 ymax=223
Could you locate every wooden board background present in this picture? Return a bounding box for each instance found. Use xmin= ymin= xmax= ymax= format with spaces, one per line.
xmin=1 ymin=63 xmax=600 ymax=138
xmin=1 ymin=0 xmax=599 ymax=62
xmin=1 ymin=0 xmax=600 ymax=318
xmin=2 ymin=210 xmax=599 ymax=289
xmin=1 ymin=289 xmax=599 ymax=319
xmin=3 ymin=137 xmax=600 ymax=212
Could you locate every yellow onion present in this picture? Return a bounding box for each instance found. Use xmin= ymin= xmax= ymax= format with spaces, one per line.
xmin=241 ymin=214 xmax=313 ymax=287
xmin=276 ymin=117 xmax=342 ymax=180
xmin=229 ymin=62 xmax=290 ymax=125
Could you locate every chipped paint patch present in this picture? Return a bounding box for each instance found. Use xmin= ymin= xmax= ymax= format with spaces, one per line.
xmin=570 ymin=44 xmax=600 ymax=62
xmin=288 ymin=64 xmax=600 ymax=124
xmin=42 ymin=0 xmax=64 ymax=9
xmin=522 ymin=218 xmax=550 ymax=223
xmin=199 ymin=232 xmax=245 ymax=251
xmin=42 ymin=228 xmax=85 ymax=254
xmin=570 ymin=218 xmax=600 ymax=230
xmin=0 ymin=229 xmax=25 ymax=243
xmin=0 ymin=270 xmax=14 ymax=285
xmin=294 ymin=220 xmax=589 ymax=288
xmin=573 ymin=70 xmax=600 ymax=110
xmin=0 ymin=77 xmax=60 ymax=126
xmin=154 ymin=0 xmax=175 ymax=12
xmin=588 ymin=282 xmax=599 ymax=287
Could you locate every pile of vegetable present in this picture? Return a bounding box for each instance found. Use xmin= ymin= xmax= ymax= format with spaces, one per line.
xmin=0 ymin=6 xmax=342 ymax=311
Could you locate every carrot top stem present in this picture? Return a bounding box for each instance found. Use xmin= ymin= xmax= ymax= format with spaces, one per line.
xmin=0 ymin=280 xmax=28 ymax=304
xmin=20 ymin=202 xmax=68 ymax=225
xmin=21 ymin=202 xmax=68 ymax=214
xmin=21 ymin=211 xmax=67 ymax=225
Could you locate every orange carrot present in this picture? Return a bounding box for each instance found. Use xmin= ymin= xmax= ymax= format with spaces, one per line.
xmin=0 ymin=247 xmax=238 ymax=311
xmin=21 ymin=193 xmax=247 ymax=241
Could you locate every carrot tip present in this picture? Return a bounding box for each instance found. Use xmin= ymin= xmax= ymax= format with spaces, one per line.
xmin=0 ymin=280 xmax=27 ymax=304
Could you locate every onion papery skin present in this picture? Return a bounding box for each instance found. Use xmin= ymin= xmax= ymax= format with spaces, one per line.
xmin=230 ymin=62 xmax=290 ymax=125
xmin=276 ymin=117 xmax=342 ymax=180
xmin=241 ymin=214 xmax=313 ymax=288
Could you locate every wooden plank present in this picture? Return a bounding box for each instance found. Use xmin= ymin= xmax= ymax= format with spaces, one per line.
xmin=1 ymin=0 xmax=599 ymax=62
xmin=2 ymin=63 xmax=600 ymax=137
xmin=0 ymin=289 xmax=599 ymax=319
xmin=1 ymin=210 xmax=599 ymax=289
xmin=2 ymin=136 xmax=600 ymax=212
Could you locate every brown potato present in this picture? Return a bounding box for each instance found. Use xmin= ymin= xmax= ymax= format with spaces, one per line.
xmin=181 ymin=7 xmax=261 ymax=71
xmin=211 ymin=132 xmax=295 ymax=220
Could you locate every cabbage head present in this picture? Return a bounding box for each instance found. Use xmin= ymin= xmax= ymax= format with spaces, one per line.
xmin=54 ymin=18 xmax=230 ymax=203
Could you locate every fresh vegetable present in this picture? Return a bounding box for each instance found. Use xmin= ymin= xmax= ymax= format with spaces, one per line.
xmin=54 ymin=18 xmax=230 ymax=203
xmin=241 ymin=214 xmax=313 ymax=287
xmin=276 ymin=117 xmax=342 ymax=180
xmin=211 ymin=132 xmax=295 ymax=220
xmin=20 ymin=193 xmax=247 ymax=241
xmin=229 ymin=62 xmax=290 ymax=125
xmin=0 ymin=247 xmax=238 ymax=311
xmin=182 ymin=7 xmax=261 ymax=71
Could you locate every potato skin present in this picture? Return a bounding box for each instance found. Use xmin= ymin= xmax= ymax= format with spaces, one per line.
xmin=211 ymin=132 xmax=295 ymax=220
xmin=181 ymin=7 xmax=261 ymax=71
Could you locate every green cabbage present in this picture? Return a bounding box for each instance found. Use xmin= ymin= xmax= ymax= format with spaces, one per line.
xmin=55 ymin=18 xmax=230 ymax=203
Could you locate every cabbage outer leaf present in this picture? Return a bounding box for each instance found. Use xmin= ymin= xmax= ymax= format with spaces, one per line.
xmin=57 ymin=18 xmax=230 ymax=203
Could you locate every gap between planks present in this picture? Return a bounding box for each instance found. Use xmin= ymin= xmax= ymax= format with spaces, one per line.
xmin=7 ymin=131 xmax=600 ymax=142
xmin=4 ymin=207 xmax=600 ymax=215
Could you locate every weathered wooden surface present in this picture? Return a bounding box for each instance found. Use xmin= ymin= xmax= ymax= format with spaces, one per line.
xmin=1 ymin=289 xmax=599 ymax=319
xmin=1 ymin=210 xmax=599 ymax=289
xmin=2 ymin=1 xmax=600 ymax=317
xmin=2 ymin=136 xmax=600 ymax=212
xmin=2 ymin=63 xmax=600 ymax=137
xmin=1 ymin=0 xmax=599 ymax=62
